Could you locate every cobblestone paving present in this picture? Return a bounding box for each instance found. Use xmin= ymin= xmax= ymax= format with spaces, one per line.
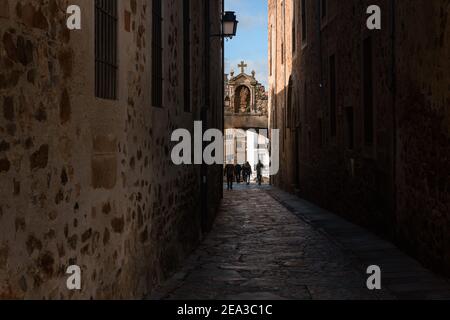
xmin=150 ymin=184 xmax=450 ymax=300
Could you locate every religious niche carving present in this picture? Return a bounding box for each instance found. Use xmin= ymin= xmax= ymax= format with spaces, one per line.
xmin=225 ymin=60 xmax=268 ymax=116
xmin=235 ymin=86 xmax=251 ymax=113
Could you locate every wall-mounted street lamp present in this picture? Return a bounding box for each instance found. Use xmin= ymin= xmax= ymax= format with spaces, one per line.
xmin=222 ymin=11 xmax=238 ymax=38
xmin=212 ymin=11 xmax=239 ymax=38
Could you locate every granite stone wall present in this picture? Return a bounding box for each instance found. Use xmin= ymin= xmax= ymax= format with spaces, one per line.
xmin=269 ymin=0 xmax=449 ymax=275
xmin=394 ymin=0 xmax=450 ymax=275
xmin=0 ymin=0 xmax=224 ymax=299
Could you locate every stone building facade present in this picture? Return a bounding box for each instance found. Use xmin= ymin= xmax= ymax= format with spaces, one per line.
xmin=224 ymin=63 xmax=268 ymax=128
xmin=224 ymin=64 xmax=269 ymax=174
xmin=225 ymin=64 xmax=268 ymax=114
xmin=269 ymin=0 xmax=450 ymax=275
xmin=0 ymin=0 xmax=224 ymax=299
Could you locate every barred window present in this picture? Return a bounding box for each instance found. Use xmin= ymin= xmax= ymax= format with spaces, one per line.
xmin=152 ymin=0 xmax=163 ymax=108
xmin=95 ymin=0 xmax=118 ymax=100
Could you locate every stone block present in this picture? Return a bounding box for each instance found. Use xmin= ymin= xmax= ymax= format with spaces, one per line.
xmin=91 ymin=155 xmax=117 ymax=189
xmin=93 ymin=134 xmax=117 ymax=154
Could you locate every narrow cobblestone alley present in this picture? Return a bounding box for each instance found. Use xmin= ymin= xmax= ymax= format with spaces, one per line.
xmin=151 ymin=185 xmax=450 ymax=300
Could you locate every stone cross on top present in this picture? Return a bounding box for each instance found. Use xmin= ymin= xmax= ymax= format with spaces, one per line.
xmin=238 ymin=61 xmax=247 ymax=74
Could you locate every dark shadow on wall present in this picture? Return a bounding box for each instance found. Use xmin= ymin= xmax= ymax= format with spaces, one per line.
xmin=270 ymin=0 xmax=450 ymax=276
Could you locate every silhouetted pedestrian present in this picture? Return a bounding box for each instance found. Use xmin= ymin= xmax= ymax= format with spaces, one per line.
xmin=256 ymin=160 xmax=265 ymax=186
xmin=235 ymin=164 xmax=242 ymax=183
xmin=224 ymin=164 xmax=235 ymax=190
xmin=243 ymin=162 xmax=252 ymax=185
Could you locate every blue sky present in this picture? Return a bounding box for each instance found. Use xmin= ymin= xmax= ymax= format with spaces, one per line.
xmin=225 ymin=0 xmax=268 ymax=88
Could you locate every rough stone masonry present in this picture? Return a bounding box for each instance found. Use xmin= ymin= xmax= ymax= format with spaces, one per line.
xmin=0 ymin=0 xmax=224 ymax=299
xmin=268 ymin=0 xmax=450 ymax=276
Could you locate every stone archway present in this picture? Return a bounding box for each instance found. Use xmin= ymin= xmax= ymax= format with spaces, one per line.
xmin=234 ymin=85 xmax=251 ymax=113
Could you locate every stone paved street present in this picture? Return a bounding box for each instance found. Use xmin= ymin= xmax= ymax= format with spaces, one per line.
xmin=150 ymin=185 xmax=450 ymax=300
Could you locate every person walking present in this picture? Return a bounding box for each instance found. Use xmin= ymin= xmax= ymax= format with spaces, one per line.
xmin=235 ymin=164 xmax=242 ymax=184
xmin=256 ymin=160 xmax=265 ymax=186
xmin=243 ymin=162 xmax=252 ymax=185
xmin=224 ymin=163 xmax=235 ymax=190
